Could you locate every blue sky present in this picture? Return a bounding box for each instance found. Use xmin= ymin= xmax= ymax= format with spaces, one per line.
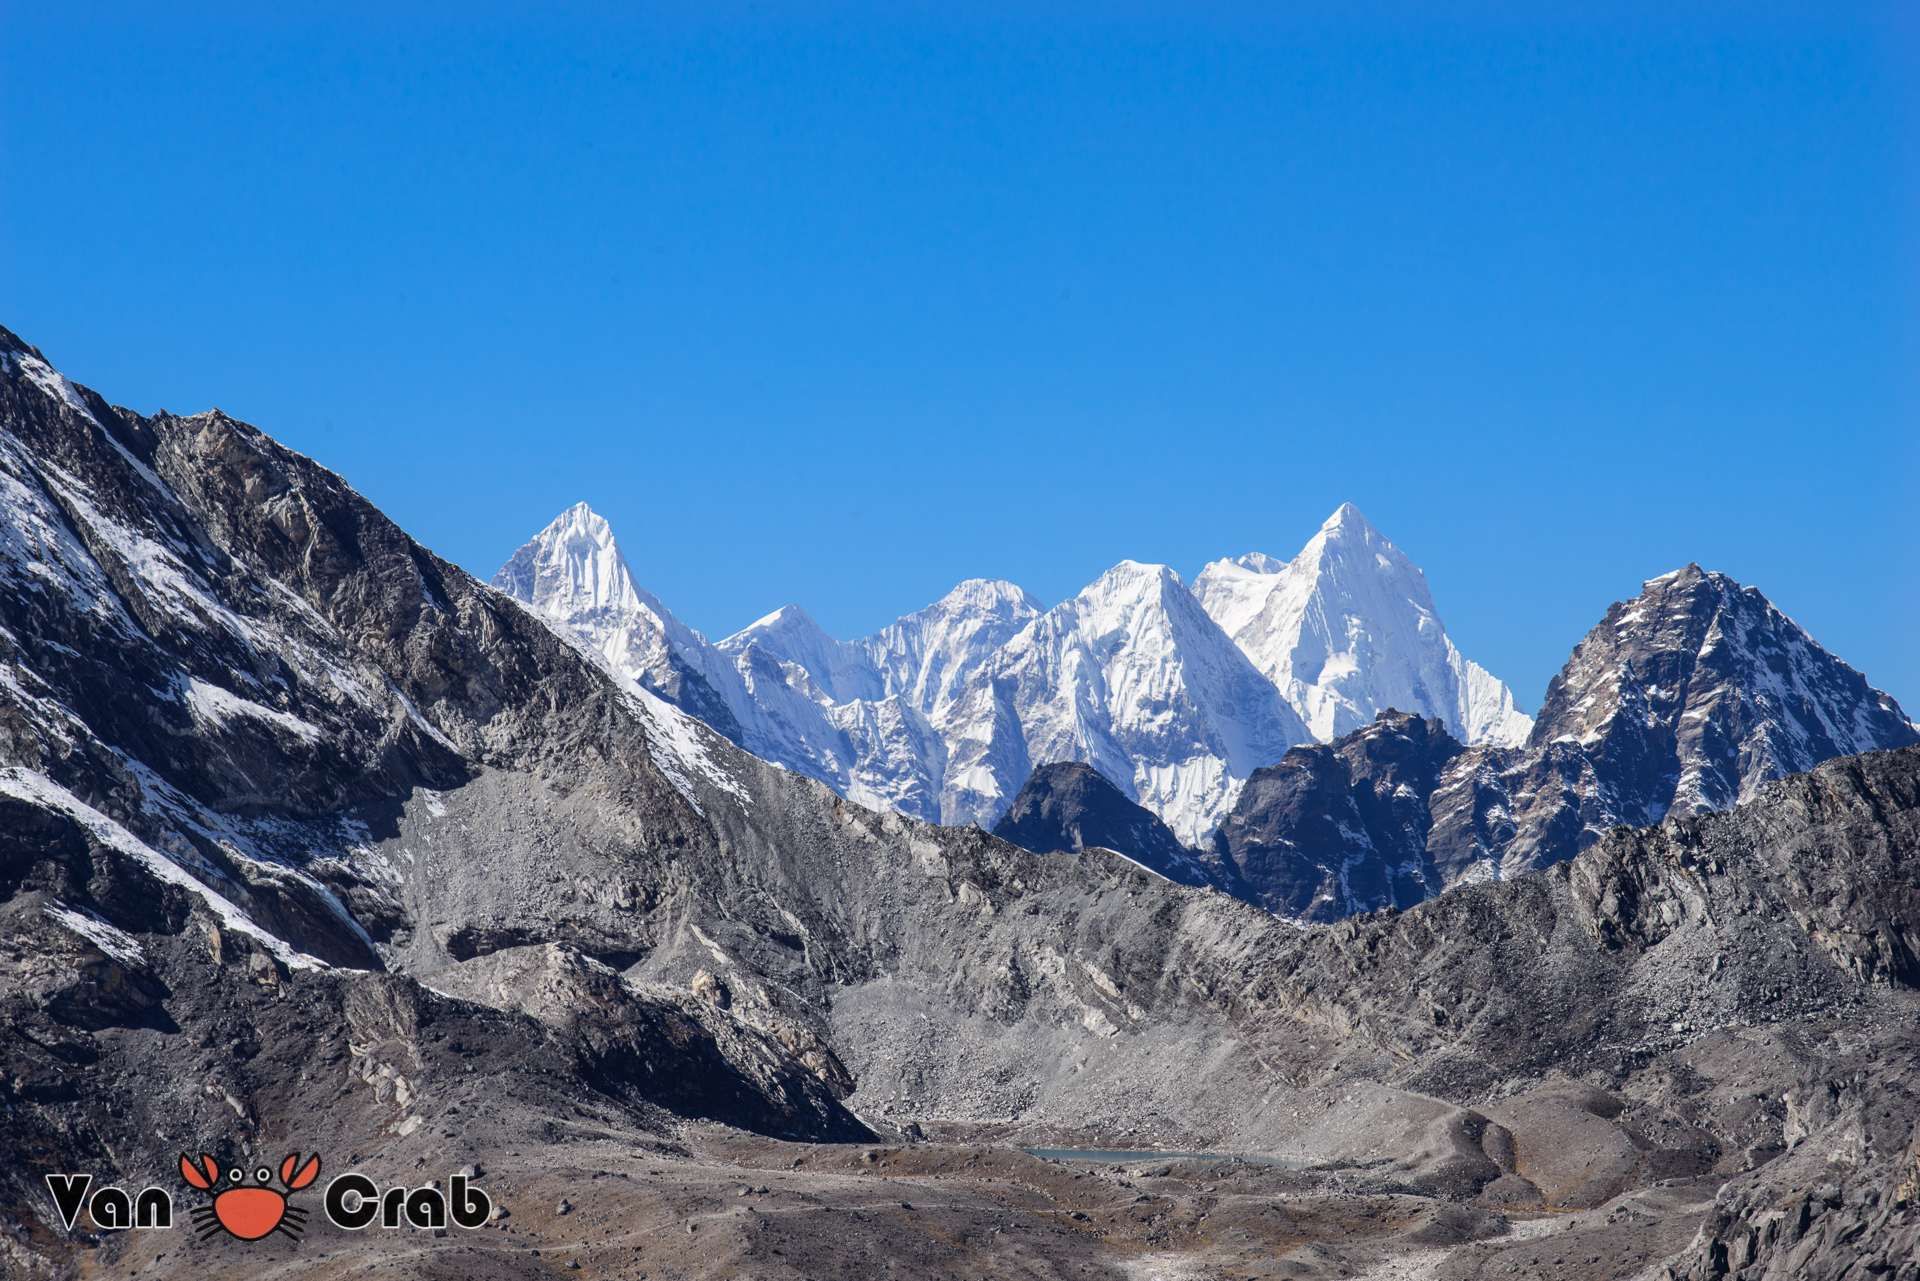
xmin=5 ymin=2 xmax=1916 ymax=714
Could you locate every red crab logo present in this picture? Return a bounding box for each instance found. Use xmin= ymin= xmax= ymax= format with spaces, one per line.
xmin=180 ymin=1152 xmax=321 ymax=1242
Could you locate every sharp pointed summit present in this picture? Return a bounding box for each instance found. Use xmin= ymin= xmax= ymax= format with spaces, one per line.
xmin=1194 ymin=503 xmax=1533 ymax=747
xmin=494 ymin=502 xmax=638 ymax=617
xmin=491 ymin=503 xmax=745 ymax=741
xmin=1530 ymin=563 xmax=1918 ymax=821
xmin=1326 ymin=499 xmax=1366 ymax=528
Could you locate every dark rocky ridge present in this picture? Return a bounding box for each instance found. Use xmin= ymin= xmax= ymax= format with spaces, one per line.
xmin=1210 ymin=572 xmax=1916 ymax=922
xmin=1530 ymin=564 xmax=1916 ymax=818
xmin=4 ymin=326 xmax=1920 ymax=1278
xmin=989 ymin=760 xmax=1214 ymax=887
xmin=1466 ymin=564 xmax=1917 ymax=879
xmin=1212 ymin=709 xmax=1458 ymax=920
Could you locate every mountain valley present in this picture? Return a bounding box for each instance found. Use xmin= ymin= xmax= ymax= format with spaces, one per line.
xmin=3 ymin=327 xmax=1919 ymax=1281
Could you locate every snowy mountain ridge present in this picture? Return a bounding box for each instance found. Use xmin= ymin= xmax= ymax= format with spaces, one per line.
xmin=929 ymin=559 xmax=1310 ymax=845
xmin=860 ymin=577 xmax=1044 ymax=718
xmin=494 ymin=501 xmax=1526 ymax=842
xmin=496 ymin=502 xmax=1914 ymax=870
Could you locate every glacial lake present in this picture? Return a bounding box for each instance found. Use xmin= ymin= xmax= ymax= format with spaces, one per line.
xmin=1019 ymin=1149 xmax=1313 ymax=1169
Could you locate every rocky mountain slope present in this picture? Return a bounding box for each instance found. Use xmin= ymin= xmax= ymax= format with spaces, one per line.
xmin=6 ymin=326 xmax=1920 ymax=1280
xmin=1215 ymin=568 xmax=1919 ymax=920
xmin=1212 ymin=709 xmax=1457 ymax=921
xmin=1529 ymin=562 xmax=1917 ymax=825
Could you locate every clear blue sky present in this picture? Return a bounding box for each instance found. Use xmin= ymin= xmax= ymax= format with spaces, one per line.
xmin=5 ymin=2 xmax=1916 ymax=715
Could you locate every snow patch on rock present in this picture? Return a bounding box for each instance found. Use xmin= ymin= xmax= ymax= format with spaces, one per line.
xmin=0 ymin=767 xmax=332 ymax=971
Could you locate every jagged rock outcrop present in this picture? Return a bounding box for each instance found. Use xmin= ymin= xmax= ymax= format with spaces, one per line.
xmin=1668 ymin=1118 xmax=1920 ymax=1281
xmin=423 ymin=943 xmax=863 ymax=1128
xmin=990 ymin=761 xmax=1213 ymax=887
xmin=1212 ymin=709 xmax=1457 ymax=920
xmin=1433 ymin=566 xmax=1917 ymax=886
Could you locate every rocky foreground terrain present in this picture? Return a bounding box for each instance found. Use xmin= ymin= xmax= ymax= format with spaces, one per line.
xmin=4 ymin=326 xmax=1919 ymax=1280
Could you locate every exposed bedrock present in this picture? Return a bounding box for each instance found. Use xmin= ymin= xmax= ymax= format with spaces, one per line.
xmin=990 ymin=759 xmax=1216 ymax=887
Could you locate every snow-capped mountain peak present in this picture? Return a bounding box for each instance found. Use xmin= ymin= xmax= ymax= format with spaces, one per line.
xmin=1231 ymin=551 xmax=1289 ymax=576
xmin=934 ymin=559 xmax=1310 ymax=844
xmin=861 ymin=578 xmax=1042 ymax=717
xmin=490 ymin=503 xmax=745 ymax=739
xmin=719 ymin=603 xmax=883 ymax=706
xmin=494 ymin=503 xmax=682 ymax=647
xmin=495 ymin=503 xmax=654 ymax=623
xmin=1193 ymin=503 xmax=1533 ymax=748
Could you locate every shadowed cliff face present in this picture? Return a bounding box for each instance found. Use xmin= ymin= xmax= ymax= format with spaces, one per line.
xmin=990 ymin=760 xmax=1213 ymax=887
xmin=5 ymin=328 xmax=1920 ymax=1279
xmin=1212 ymin=710 xmax=1460 ymax=920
